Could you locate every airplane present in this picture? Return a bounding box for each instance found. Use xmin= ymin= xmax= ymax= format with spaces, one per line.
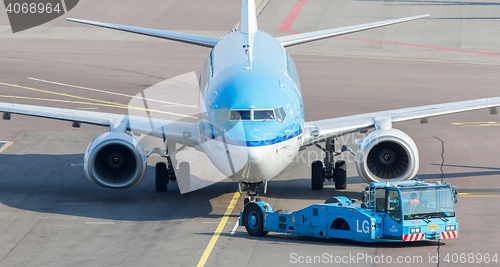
xmin=1 ymin=0 xmax=499 ymax=204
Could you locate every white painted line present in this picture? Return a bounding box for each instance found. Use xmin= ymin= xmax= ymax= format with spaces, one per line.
xmin=85 ymin=222 xmax=115 ymax=225
xmin=230 ymin=220 xmax=239 ymax=235
xmin=28 ymin=77 xmax=197 ymax=108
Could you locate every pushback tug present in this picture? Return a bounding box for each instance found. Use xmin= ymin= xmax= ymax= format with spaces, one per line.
xmin=240 ymin=180 xmax=458 ymax=243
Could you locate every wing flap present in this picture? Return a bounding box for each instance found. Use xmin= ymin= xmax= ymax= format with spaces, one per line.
xmin=276 ymin=14 xmax=429 ymax=47
xmin=303 ymin=96 xmax=500 ymax=147
xmin=66 ymin=18 xmax=221 ymax=48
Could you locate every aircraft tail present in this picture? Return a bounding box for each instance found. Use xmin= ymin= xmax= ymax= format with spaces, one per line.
xmin=239 ymin=0 xmax=258 ymax=34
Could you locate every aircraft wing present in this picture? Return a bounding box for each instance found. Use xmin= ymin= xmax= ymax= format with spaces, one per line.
xmin=66 ymin=18 xmax=221 ymax=48
xmin=276 ymin=14 xmax=429 ymax=47
xmin=0 ymin=102 xmax=200 ymax=147
xmin=302 ymin=97 xmax=500 ymax=147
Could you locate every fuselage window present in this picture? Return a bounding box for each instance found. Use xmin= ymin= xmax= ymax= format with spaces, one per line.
xmin=229 ymin=110 xmax=251 ymax=121
xmin=254 ymin=110 xmax=275 ymax=120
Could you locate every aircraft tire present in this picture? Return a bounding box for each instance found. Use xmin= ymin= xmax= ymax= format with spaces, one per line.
xmin=155 ymin=162 xmax=168 ymax=192
xmin=335 ymin=160 xmax=347 ymax=190
xmin=311 ymin=160 xmax=324 ymax=190
xmin=243 ymin=203 xmax=268 ymax=237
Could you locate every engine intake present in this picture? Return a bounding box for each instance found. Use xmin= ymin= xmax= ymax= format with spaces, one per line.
xmin=84 ymin=132 xmax=147 ymax=188
xmin=356 ymin=129 xmax=419 ymax=183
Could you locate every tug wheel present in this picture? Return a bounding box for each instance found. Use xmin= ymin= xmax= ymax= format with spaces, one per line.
xmin=243 ymin=203 xmax=268 ymax=237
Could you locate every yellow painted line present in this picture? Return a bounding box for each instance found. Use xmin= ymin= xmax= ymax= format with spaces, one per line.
xmin=458 ymin=193 xmax=500 ymax=197
xmin=0 ymin=82 xmax=129 ymax=107
xmin=0 ymin=141 xmax=13 ymax=154
xmin=0 ymin=82 xmax=196 ymax=119
xmin=452 ymin=122 xmax=500 ymax=127
xmin=196 ymin=192 xmax=240 ymax=267
xmin=458 ymin=195 xmax=500 ymax=197
xmin=458 ymin=192 xmax=500 ymax=195
xmin=0 ymin=95 xmax=196 ymax=118
xmin=0 ymin=95 xmax=130 ymax=109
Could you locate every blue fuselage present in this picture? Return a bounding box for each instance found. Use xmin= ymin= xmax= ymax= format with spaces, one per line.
xmin=198 ymin=31 xmax=305 ymax=183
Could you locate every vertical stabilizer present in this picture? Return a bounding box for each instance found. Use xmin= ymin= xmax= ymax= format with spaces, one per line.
xmin=239 ymin=0 xmax=258 ymax=34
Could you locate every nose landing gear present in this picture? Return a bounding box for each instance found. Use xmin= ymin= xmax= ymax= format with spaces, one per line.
xmin=242 ymin=182 xmax=264 ymax=206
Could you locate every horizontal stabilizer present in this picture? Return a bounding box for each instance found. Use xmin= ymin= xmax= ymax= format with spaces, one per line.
xmin=276 ymin=14 xmax=429 ymax=47
xmin=66 ymin=18 xmax=221 ymax=48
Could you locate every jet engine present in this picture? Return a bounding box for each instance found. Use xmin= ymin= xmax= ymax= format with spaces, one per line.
xmin=84 ymin=132 xmax=147 ymax=188
xmin=355 ymin=129 xmax=419 ymax=183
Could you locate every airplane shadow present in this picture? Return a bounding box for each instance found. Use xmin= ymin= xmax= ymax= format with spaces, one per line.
xmin=1 ymin=150 xmax=498 ymax=222
xmin=417 ymin=163 xmax=500 ymax=181
xmin=0 ymin=153 xmax=236 ymax=222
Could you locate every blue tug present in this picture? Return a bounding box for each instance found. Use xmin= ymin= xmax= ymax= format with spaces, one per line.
xmin=240 ymin=180 xmax=458 ymax=243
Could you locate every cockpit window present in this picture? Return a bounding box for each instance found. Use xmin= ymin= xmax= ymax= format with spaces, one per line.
xmin=254 ymin=110 xmax=275 ymax=120
xmin=218 ymin=107 xmax=285 ymax=123
xmin=229 ymin=110 xmax=251 ymax=121
xmin=275 ymin=107 xmax=287 ymax=123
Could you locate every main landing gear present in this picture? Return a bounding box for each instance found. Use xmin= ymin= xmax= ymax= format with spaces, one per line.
xmin=155 ymin=156 xmax=177 ymax=192
xmin=311 ymin=138 xmax=351 ymax=190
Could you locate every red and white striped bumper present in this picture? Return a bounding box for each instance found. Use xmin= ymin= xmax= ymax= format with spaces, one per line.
xmin=441 ymin=231 xmax=459 ymax=239
xmin=403 ymin=233 xmax=425 ymax=242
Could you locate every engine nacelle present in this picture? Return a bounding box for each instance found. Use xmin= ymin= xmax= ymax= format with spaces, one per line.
xmin=84 ymin=132 xmax=147 ymax=189
xmin=355 ymin=129 xmax=419 ymax=183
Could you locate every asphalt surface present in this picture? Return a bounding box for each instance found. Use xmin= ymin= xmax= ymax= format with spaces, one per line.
xmin=0 ymin=0 xmax=499 ymax=266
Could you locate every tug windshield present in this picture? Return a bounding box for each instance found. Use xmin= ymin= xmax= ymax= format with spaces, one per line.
xmin=401 ymin=186 xmax=455 ymax=220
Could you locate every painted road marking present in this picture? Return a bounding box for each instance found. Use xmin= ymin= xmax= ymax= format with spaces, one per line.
xmin=196 ymin=192 xmax=240 ymax=267
xmin=280 ymin=0 xmax=500 ymax=57
xmin=230 ymin=219 xmax=239 ymax=235
xmin=458 ymin=193 xmax=500 ymax=197
xmin=452 ymin=122 xmax=500 ymax=127
xmin=29 ymin=77 xmax=198 ymax=109
xmin=0 ymin=94 xmax=135 ymax=109
xmin=0 ymin=82 xmax=196 ymax=119
xmin=0 ymin=141 xmax=13 ymax=154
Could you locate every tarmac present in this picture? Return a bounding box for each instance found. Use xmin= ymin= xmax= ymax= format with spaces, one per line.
xmin=0 ymin=0 xmax=499 ymax=266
